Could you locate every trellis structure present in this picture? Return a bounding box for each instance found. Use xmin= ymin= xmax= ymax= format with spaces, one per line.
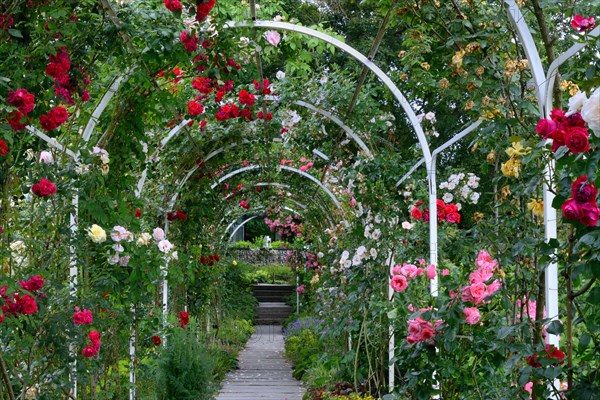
xmin=15 ymin=1 xmax=599 ymax=398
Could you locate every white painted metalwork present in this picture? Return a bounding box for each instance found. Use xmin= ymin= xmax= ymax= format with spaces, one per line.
xmin=26 ymin=126 xmax=79 ymax=160
xmin=224 ymin=21 xmax=432 ymax=165
xmin=208 ymin=164 xmax=349 ymax=226
xmin=503 ymin=7 xmax=599 ymax=397
xmin=83 ymin=74 xmax=128 ymax=142
xmin=396 ymin=120 xmax=483 ymax=187
xmin=293 ymin=100 xmax=373 ymax=158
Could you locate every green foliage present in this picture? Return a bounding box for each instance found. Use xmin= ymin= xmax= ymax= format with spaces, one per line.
xmin=155 ymin=327 xmax=215 ymax=400
xmin=217 ymin=318 xmax=255 ymax=348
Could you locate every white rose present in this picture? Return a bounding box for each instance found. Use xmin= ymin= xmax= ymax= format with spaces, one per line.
xmin=425 ymin=111 xmax=436 ymax=121
xmin=136 ymin=233 xmax=151 ymax=246
xmin=87 ymin=224 xmax=107 ymax=243
xmin=158 ymin=239 xmax=173 ymax=254
xmin=567 ymin=91 xmax=588 ymax=116
xmin=370 ymin=248 xmax=378 ymax=259
xmin=276 ymin=70 xmax=286 ymax=80
xmin=153 ymin=227 xmax=165 ymax=242
xmin=442 ymin=192 xmax=453 ymax=203
xmin=371 ymin=229 xmax=381 ymax=240
xmin=352 ymin=254 xmax=362 ymax=266
xmin=39 ymin=151 xmax=54 ymax=164
xmin=581 ymin=88 xmax=600 ymax=137
xmin=402 ymin=221 xmax=414 ymax=230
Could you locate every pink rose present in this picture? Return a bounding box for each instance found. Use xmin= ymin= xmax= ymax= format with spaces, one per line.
xmin=469 ymin=282 xmax=487 ymax=304
xmin=571 ymin=15 xmax=595 ymax=32
xmin=441 ymin=269 xmax=450 ymax=276
xmin=390 ymin=275 xmax=408 ymax=292
xmin=265 ymin=31 xmax=281 ymax=47
xmin=580 ymin=202 xmax=600 ymax=227
xmin=535 ymin=118 xmax=557 ymax=138
xmin=486 ymin=279 xmax=502 ymax=297
xmin=561 ymin=198 xmax=583 ymax=221
xmin=426 ymin=264 xmax=437 ymax=280
xmin=73 ymin=309 xmax=93 ymax=325
xmin=463 ymin=307 xmax=481 ymax=325
xmin=400 ymin=264 xmax=420 ymax=280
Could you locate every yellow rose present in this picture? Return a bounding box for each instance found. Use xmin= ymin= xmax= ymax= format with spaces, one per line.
xmin=87 ymin=224 xmax=107 ymax=243
xmin=501 ymin=157 xmax=522 ymax=178
xmin=232 ymin=260 xmax=238 ymax=266
xmin=505 ymin=141 xmax=531 ymax=158
xmin=527 ymin=199 xmax=544 ymax=218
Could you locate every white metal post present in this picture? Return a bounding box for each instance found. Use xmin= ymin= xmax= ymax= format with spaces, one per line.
xmin=427 ymin=156 xmax=439 ymax=297
xmin=69 ymin=192 xmax=79 ymax=399
xmin=387 ymin=252 xmax=395 ymax=393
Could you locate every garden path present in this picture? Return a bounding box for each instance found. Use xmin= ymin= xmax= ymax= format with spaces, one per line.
xmin=215 ymin=325 xmax=305 ymax=400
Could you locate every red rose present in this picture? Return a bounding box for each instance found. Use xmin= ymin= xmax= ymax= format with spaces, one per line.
xmin=82 ymin=345 xmax=98 ymax=358
xmin=566 ymin=112 xmax=586 ymax=128
xmin=176 ymin=210 xmax=187 ymax=220
xmin=561 ymin=198 xmax=583 ymax=221
xmin=89 ymin=330 xmax=101 ymax=347
xmin=535 ymin=118 xmax=557 ymax=139
xmin=20 ymin=275 xmax=44 ymax=292
xmin=178 ymin=311 xmax=189 ymax=328
xmin=45 ymin=47 xmax=71 ymax=78
xmin=410 ymin=207 xmax=423 ymax=220
xmin=135 ymin=208 xmax=141 ymax=218
xmin=545 ymin=344 xmax=565 ymax=364
xmin=550 ymin=109 xmax=566 ymax=125
xmin=73 ymin=309 xmax=93 ymax=325
xmin=0 ymin=139 xmax=8 ymax=156
xmin=565 ymin=127 xmax=590 ymax=153
xmin=7 ymin=89 xmax=36 ymax=114
xmin=180 ymin=30 xmax=199 ymax=52
xmin=7 ymin=111 xmax=27 ymax=131
xmin=163 ymin=0 xmax=182 ymax=11
xmin=18 ymin=294 xmax=38 ymax=315
xmin=195 ymin=0 xmax=215 ymax=22
xmin=571 ymin=175 xmax=598 ymax=204
xmin=39 ymin=106 xmax=69 ymax=131
xmin=550 ymin=129 xmax=566 ymax=152
xmin=580 ymin=202 xmax=600 ymax=227
xmin=151 ymin=335 xmax=162 ymax=346
xmin=31 ymin=178 xmax=57 ymax=197
xmin=186 ymin=100 xmax=204 ymax=116
xmin=238 ymin=90 xmax=256 ymax=107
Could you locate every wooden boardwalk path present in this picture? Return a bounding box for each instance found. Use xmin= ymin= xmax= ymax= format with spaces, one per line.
xmin=215 ymin=325 xmax=305 ymax=400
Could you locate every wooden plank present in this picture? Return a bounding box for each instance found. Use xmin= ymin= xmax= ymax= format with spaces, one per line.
xmin=215 ymin=325 xmax=304 ymax=400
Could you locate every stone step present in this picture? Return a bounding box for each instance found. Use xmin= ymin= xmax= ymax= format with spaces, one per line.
xmin=255 ymin=302 xmax=293 ymax=325
xmin=253 ymin=284 xmax=296 ymax=304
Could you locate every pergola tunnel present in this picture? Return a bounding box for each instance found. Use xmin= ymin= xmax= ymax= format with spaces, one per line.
xmin=0 ymin=1 xmax=599 ymax=400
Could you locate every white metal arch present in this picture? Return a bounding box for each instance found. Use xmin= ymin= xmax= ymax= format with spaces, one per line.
xmin=209 ymin=164 xmax=350 ymax=227
xmin=291 ymin=100 xmax=373 ymax=158
xmin=504 ymin=0 xmax=600 ymax=364
xmin=224 ymin=21 xmax=432 ymax=164
xmin=161 ymin=95 xmax=370 ymax=210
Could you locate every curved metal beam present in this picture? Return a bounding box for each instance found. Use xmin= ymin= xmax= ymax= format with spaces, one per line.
xmin=224 ymin=20 xmax=432 ymax=165
xmin=209 ymin=164 xmax=349 ymax=227
xmin=293 ymin=100 xmax=373 ymax=158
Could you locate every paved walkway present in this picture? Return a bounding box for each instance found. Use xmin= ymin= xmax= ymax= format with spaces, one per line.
xmin=215 ymin=325 xmax=305 ymax=400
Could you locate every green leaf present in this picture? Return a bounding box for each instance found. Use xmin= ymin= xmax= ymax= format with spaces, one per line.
xmin=578 ymin=333 xmax=591 ymax=352
xmin=546 ymin=320 xmax=564 ymax=335
xmin=8 ymin=29 xmax=23 ymax=38
xmin=585 ymin=287 xmax=600 ymax=305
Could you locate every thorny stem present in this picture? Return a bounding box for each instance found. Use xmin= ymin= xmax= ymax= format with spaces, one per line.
xmin=0 ymin=347 xmax=16 ymax=400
